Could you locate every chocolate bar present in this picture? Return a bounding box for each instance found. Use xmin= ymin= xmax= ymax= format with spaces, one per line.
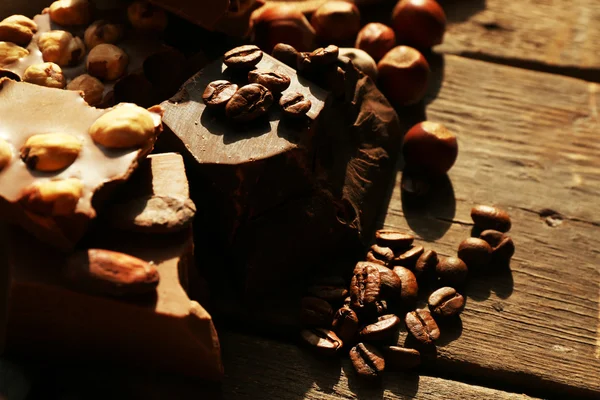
xmin=0 ymin=153 xmax=223 ymax=380
xmin=157 ymin=49 xmax=403 ymax=297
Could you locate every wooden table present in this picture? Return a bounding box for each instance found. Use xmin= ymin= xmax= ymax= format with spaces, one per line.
xmin=1 ymin=1 xmax=599 ymax=399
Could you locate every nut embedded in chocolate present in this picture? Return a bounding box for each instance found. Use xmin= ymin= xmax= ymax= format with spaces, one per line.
xmin=19 ymin=178 xmax=83 ymax=216
xmin=0 ymin=16 xmax=37 ymax=47
xmin=226 ymin=83 xmax=273 ymax=122
xmin=0 ymin=41 xmax=28 ymax=67
xmin=38 ymin=30 xmax=85 ymax=67
xmin=202 ymin=80 xmax=238 ymax=109
xmin=66 ymin=74 xmax=105 ymax=106
xmin=223 ymin=45 xmax=263 ymax=69
xmin=49 ymin=0 xmax=92 ymax=26
xmin=89 ymin=103 xmax=158 ymax=148
xmin=23 ymin=62 xmax=66 ymax=89
xmin=87 ymin=44 xmax=129 ymax=81
xmin=279 ymin=91 xmax=311 ymax=118
xmin=63 ymin=248 xmax=160 ymax=296
xmin=0 ymin=137 xmax=13 ymax=171
xmin=20 ymin=133 xmax=82 ymax=172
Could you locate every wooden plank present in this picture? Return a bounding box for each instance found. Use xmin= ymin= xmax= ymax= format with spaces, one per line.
xmin=438 ymin=0 xmax=600 ymax=79
xmin=377 ymin=54 xmax=600 ymax=397
xmin=1 ymin=331 xmax=538 ymax=399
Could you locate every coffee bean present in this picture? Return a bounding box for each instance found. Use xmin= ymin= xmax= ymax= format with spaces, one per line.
xmin=248 ymin=69 xmax=291 ymax=95
xmin=300 ymin=296 xmax=334 ymax=326
xmin=372 ymin=264 xmax=401 ymax=299
xmin=366 ymin=252 xmax=386 ymax=265
xmin=392 ymin=266 xmax=418 ymax=304
xmin=272 ymin=43 xmax=299 ymax=68
xmin=323 ymin=64 xmax=346 ymax=98
xmin=480 ymin=230 xmax=515 ymax=262
xmin=279 ymin=91 xmax=311 ymax=117
xmin=428 ymin=287 xmax=465 ymax=317
xmin=359 ymin=314 xmax=401 ymax=341
xmin=301 ymin=328 xmax=343 ymax=355
xmin=202 ymin=80 xmax=238 ymax=109
xmin=307 ymin=284 xmax=348 ymax=302
xmin=392 ymin=245 xmax=424 ymax=267
xmin=223 ymin=45 xmax=263 ymax=69
xmin=471 ymin=205 xmax=511 ymax=232
xmin=375 ymin=229 xmax=414 ymax=250
xmin=375 ymin=299 xmax=389 ymax=316
xmin=382 ymin=346 xmax=421 ymax=369
xmin=436 ymin=256 xmax=468 ymax=285
xmin=343 ymin=296 xmax=352 ymax=307
xmin=349 ymin=343 xmax=385 ymax=379
xmin=414 ymin=249 xmax=438 ymax=277
xmin=332 ymin=306 xmax=359 ymax=343
xmin=309 ymin=44 xmax=339 ymax=65
xmin=350 ymin=264 xmax=381 ymax=313
xmin=367 ymin=244 xmax=394 ymax=264
xmin=405 ymin=309 xmax=440 ymax=345
xmin=296 ymin=51 xmax=313 ymax=73
xmin=225 ymin=84 xmax=273 ymax=122
xmin=457 ymin=238 xmax=492 ymax=269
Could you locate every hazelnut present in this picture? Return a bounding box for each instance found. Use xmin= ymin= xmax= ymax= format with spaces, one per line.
xmin=20 ymin=133 xmax=82 ymax=172
xmin=84 ymin=20 xmax=123 ymax=50
xmin=127 ymin=1 xmax=168 ymax=32
xmin=66 ymin=74 xmax=105 ymax=106
xmin=0 ymin=15 xmax=38 ymax=47
xmin=89 ymin=103 xmax=157 ymax=148
xmin=23 ymin=62 xmax=66 ymax=89
xmin=311 ymin=1 xmax=361 ymax=43
xmin=391 ymin=0 xmax=446 ymax=49
xmin=38 ymin=30 xmax=86 ymax=67
xmin=19 ymin=178 xmax=84 ymax=216
xmin=377 ymin=45 xmax=429 ymax=106
xmin=49 ymin=0 xmax=92 ymax=26
xmin=249 ymin=5 xmax=316 ymax=53
xmin=0 ymin=41 xmax=28 ymax=67
xmin=0 ymin=137 xmax=13 ymax=171
xmin=402 ymin=121 xmax=458 ymax=175
xmin=86 ymin=44 xmax=129 ymax=81
xmin=355 ymin=23 xmax=396 ymax=61
xmin=339 ymin=47 xmax=377 ymax=81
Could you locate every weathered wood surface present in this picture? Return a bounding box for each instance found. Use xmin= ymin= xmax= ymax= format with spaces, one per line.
xmin=0 ymin=331 xmax=538 ymax=399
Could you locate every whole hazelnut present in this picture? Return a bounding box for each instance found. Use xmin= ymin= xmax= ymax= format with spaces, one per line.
xmin=1 ymin=15 xmax=38 ymax=32
xmin=87 ymin=44 xmax=129 ymax=81
xmin=377 ymin=45 xmax=429 ymax=106
xmin=89 ymin=103 xmax=157 ymax=148
xmin=0 ymin=41 xmax=29 ymax=67
xmin=311 ymin=1 xmax=361 ymax=43
xmin=402 ymin=121 xmax=457 ymax=175
xmin=391 ymin=0 xmax=446 ymax=49
xmin=355 ymin=23 xmax=396 ymax=61
xmin=38 ymin=30 xmax=86 ymax=67
xmin=0 ymin=15 xmax=38 ymax=47
xmin=84 ymin=20 xmax=123 ymax=50
xmin=66 ymin=74 xmax=105 ymax=106
xmin=49 ymin=0 xmax=92 ymax=26
xmin=23 ymin=62 xmax=66 ymax=89
xmin=249 ymin=5 xmax=316 ymax=52
xmin=338 ymin=47 xmax=377 ymax=80
xmin=127 ymin=1 xmax=168 ymax=32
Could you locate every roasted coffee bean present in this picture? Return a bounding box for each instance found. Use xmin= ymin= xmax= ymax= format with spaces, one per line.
xmin=350 ymin=343 xmax=385 ymax=379
xmin=301 ymin=328 xmax=343 ymax=355
xmin=350 ymin=264 xmax=381 ymax=312
xmin=382 ymin=346 xmax=421 ymax=369
xmin=332 ymin=306 xmax=359 ymax=343
xmin=343 ymin=296 xmax=352 ymax=307
xmin=428 ymin=287 xmax=465 ymax=317
xmin=296 ymin=51 xmax=313 ymax=73
xmin=359 ymin=314 xmax=401 ymax=341
xmin=225 ymin=84 xmax=273 ymax=122
xmin=392 ymin=266 xmax=418 ymax=304
xmin=280 ymin=91 xmax=311 ymax=117
xmin=307 ymin=284 xmax=348 ymax=302
xmin=414 ymin=249 xmax=438 ymax=277
xmin=480 ymin=230 xmax=515 ymax=262
xmin=248 ymin=69 xmax=291 ymax=95
xmin=457 ymin=238 xmax=492 ymax=269
xmin=202 ymin=80 xmax=238 ymax=109
xmin=471 ymin=205 xmax=511 ymax=232
xmin=373 ymin=264 xmax=401 ymax=299
xmin=366 ymin=252 xmax=386 ymax=265
xmin=436 ymin=256 xmax=468 ymax=285
xmin=375 ymin=299 xmax=389 ymax=316
xmin=272 ymin=43 xmax=300 ymax=68
xmin=323 ymin=64 xmax=346 ymax=98
xmin=367 ymin=244 xmax=394 ymax=264
xmin=375 ymin=229 xmax=414 ymax=250
xmin=392 ymin=245 xmax=424 ymax=267
xmin=309 ymin=44 xmax=339 ymax=65
xmin=405 ymin=309 xmax=440 ymax=345
xmin=223 ymin=45 xmax=263 ymax=69
xmin=300 ymin=296 xmax=334 ymax=326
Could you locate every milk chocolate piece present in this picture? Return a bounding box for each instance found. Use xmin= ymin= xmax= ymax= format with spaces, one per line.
xmin=0 ymin=79 xmax=163 ymax=249
xmin=0 ymin=153 xmax=222 ymax=380
xmin=158 ymin=51 xmax=403 ymax=297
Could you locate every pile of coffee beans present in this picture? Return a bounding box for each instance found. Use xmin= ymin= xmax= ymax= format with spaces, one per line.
xmin=202 ymin=44 xmax=314 ymax=122
xmin=300 ymin=204 xmax=514 ymax=379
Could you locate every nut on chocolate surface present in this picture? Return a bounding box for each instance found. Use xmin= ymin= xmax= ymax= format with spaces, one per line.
xmin=0 ymin=138 xmax=13 ymax=171
xmin=23 ymin=62 xmax=66 ymax=88
xmin=66 ymin=74 xmax=105 ymax=106
xmin=20 ymin=133 xmax=81 ymax=172
xmin=38 ymin=30 xmax=85 ymax=67
xmin=89 ymin=103 xmax=158 ymax=148
xmin=19 ymin=178 xmax=84 ymax=216
xmin=0 ymin=16 xmax=36 ymax=47
xmin=49 ymin=0 xmax=92 ymax=26
xmin=87 ymin=43 xmax=129 ymax=81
